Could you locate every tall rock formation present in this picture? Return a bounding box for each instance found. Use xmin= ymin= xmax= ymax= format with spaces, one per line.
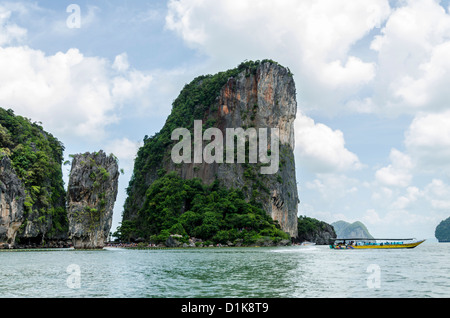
xmin=123 ymin=60 xmax=299 ymax=238
xmin=0 ymin=155 xmax=25 ymax=248
xmin=67 ymin=151 xmax=119 ymax=249
xmin=0 ymin=108 xmax=67 ymax=246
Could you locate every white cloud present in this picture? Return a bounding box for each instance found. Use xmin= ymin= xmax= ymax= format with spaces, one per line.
xmin=423 ymin=179 xmax=450 ymax=210
xmin=306 ymin=173 xmax=359 ymax=202
xmin=394 ymin=42 xmax=450 ymax=109
xmin=371 ymin=186 xmax=393 ymax=202
xmin=112 ymin=53 xmax=130 ymax=73
xmin=362 ymin=209 xmax=382 ymax=228
xmin=104 ymin=137 xmax=141 ymax=173
xmin=362 ymin=208 xmax=427 ymax=236
xmin=375 ymin=148 xmax=413 ymax=187
xmin=165 ymin=0 xmax=207 ymax=47
xmin=0 ymin=4 xmax=157 ymax=144
xmin=0 ymin=46 xmax=151 ymax=142
xmin=405 ymin=110 xmax=450 ymax=170
xmin=112 ymin=69 xmax=153 ymax=105
xmin=368 ymin=0 xmax=450 ymax=115
xmin=0 ymin=5 xmax=27 ymax=45
xmin=390 ymin=186 xmax=421 ymax=210
xmin=295 ymin=113 xmax=362 ymax=173
xmin=165 ymin=0 xmax=390 ymax=112
xmin=361 ymin=177 xmax=450 ymax=237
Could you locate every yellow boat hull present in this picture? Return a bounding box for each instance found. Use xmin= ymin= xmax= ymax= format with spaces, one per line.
xmin=330 ymin=239 xmax=425 ymax=249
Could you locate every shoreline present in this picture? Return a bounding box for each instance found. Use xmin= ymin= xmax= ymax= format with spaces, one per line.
xmin=0 ymin=243 xmax=310 ymax=252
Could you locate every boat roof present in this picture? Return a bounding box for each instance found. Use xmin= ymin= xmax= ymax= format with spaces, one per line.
xmin=331 ymin=238 xmax=415 ymax=241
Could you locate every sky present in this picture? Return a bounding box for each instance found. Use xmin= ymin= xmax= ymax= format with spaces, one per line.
xmin=1 ymin=0 xmax=450 ymax=240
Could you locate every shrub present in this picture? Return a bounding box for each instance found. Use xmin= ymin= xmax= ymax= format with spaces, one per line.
xmin=121 ymin=172 xmax=288 ymax=245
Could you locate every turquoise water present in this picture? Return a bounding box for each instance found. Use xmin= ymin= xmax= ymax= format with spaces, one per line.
xmin=0 ymin=243 xmax=448 ymax=298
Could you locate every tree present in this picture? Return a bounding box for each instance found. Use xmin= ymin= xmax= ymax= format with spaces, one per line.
xmin=132 ymin=172 xmax=289 ymax=245
xmin=113 ymin=220 xmax=137 ymax=242
xmin=435 ymin=217 xmax=450 ymax=242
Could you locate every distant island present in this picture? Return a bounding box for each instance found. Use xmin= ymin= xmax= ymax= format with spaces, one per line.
xmin=331 ymin=220 xmax=374 ymax=239
xmin=435 ymin=217 xmax=450 ymax=242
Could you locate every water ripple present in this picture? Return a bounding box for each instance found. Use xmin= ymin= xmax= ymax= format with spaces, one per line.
xmin=0 ymin=244 xmax=449 ymax=297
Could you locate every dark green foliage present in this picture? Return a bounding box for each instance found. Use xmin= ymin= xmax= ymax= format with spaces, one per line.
xmin=0 ymin=108 xmax=67 ymax=240
xmin=117 ymin=172 xmax=289 ymax=245
xmin=435 ymin=217 xmax=450 ymax=242
xmin=298 ymin=216 xmax=320 ymax=235
xmin=113 ymin=220 xmax=136 ymax=243
xmin=297 ymin=216 xmax=335 ymax=239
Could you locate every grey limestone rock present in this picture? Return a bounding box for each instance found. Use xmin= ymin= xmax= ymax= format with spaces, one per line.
xmin=67 ymin=151 xmax=119 ymax=249
xmin=0 ymin=155 xmax=25 ymax=248
xmin=187 ymin=62 xmax=299 ymax=236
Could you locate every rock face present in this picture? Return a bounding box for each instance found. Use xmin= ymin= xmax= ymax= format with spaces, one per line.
xmin=123 ymin=60 xmax=299 ymax=237
xmin=332 ymin=220 xmax=374 ymax=239
xmin=302 ymin=228 xmax=335 ymax=245
xmin=297 ymin=216 xmax=336 ymax=245
xmin=0 ymin=108 xmax=67 ymax=245
xmin=210 ymin=61 xmax=298 ymax=236
xmin=67 ymin=151 xmax=119 ymax=249
xmin=0 ymin=155 xmax=25 ymax=248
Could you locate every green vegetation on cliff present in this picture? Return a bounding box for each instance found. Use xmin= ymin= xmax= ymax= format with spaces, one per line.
xmin=435 ymin=217 xmax=450 ymax=242
xmin=298 ymin=216 xmax=333 ymax=236
xmin=297 ymin=216 xmax=336 ymax=244
xmin=121 ymin=59 xmax=298 ymax=245
xmin=124 ymin=59 xmax=286 ymax=220
xmin=117 ymin=172 xmax=289 ymax=245
xmin=0 ymin=108 xmax=67 ymax=242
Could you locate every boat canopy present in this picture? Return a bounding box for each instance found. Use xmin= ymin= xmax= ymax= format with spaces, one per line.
xmin=331 ymin=238 xmax=415 ymax=241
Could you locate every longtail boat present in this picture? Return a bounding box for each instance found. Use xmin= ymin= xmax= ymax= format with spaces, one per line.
xmin=330 ymin=238 xmax=425 ymax=249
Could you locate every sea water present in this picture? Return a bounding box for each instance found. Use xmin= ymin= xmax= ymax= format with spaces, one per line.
xmin=0 ymin=242 xmax=448 ymax=298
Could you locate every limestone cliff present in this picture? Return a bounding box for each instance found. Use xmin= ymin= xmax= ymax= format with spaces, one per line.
xmin=123 ymin=60 xmax=299 ymax=237
xmin=0 ymin=155 xmax=25 ymax=248
xmin=67 ymin=151 xmax=119 ymax=249
xmin=0 ymin=108 xmax=67 ymax=246
xmin=296 ymin=216 xmax=336 ymax=245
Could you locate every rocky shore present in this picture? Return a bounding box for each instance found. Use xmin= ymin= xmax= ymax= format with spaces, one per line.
xmin=1 ymin=240 xmax=72 ymax=250
xmin=107 ymin=235 xmax=292 ymax=249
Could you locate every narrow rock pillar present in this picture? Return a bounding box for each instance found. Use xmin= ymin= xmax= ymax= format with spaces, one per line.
xmin=67 ymin=151 xmax=119 ymax=249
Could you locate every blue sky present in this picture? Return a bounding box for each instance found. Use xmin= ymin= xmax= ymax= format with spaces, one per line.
xmin=1 ymin=0 xmax=450 ymax=239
